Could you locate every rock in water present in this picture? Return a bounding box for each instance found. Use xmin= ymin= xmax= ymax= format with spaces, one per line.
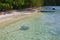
xmin=52 ymin=8 xmax=55 ymax=10
xmin=20 ymin=26 xmax=29 ymax=30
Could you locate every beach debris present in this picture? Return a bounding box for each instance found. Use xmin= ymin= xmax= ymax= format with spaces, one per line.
xmin=20 ymin=26 xmax=29 ymax=30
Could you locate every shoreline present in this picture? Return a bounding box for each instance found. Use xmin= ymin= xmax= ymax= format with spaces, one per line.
xmin=0 ymin=10 xmax=38 ymax=29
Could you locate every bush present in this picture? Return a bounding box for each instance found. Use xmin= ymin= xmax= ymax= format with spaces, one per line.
xmin=0 ymin=0 xmax=43 ymax=11
xmin=0 ymin=3 xmax=13 ymax=11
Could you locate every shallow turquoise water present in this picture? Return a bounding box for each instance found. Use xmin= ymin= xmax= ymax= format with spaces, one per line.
xmin=0 ymin=12 xmax=60 ymax=40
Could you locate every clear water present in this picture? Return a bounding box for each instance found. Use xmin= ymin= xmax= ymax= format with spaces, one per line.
xmin=0 ymin=11 xmax=60 ymax=40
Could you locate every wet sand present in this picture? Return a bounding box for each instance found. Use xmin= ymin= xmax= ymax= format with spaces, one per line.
xmin=0 ymin=11 xmax=38 ymax=29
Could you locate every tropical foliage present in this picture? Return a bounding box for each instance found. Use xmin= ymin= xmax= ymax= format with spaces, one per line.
xmin=43 ymin=0 xmax=59 ymax=6
xmin=0 ymin=0 xmax=43 ymax=11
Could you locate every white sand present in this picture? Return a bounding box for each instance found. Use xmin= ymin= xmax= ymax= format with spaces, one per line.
xmin=0 ymin=10 xmax=38 ymax=28
xmin=0 ymin=9 xmax=38 ymax=22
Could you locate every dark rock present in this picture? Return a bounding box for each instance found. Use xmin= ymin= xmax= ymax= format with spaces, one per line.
xmin=52 ymin=8 xmax=55 ymax=10
xmin=20 ymin=26 xmax=29 ymax=30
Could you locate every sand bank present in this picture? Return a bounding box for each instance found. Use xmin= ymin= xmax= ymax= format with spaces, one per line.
xmin=0 ymin=10 xmax=38 ymax=29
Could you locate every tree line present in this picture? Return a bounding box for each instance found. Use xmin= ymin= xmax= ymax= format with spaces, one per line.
xmin=0 ymin=0 xmax=43 ymax=11
xmin=43 ymin=0 xmax=60 ymax=6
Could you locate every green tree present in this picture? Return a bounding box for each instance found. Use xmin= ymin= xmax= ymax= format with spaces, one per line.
xmin=0 ymin=0 xmax=44 ymax=11
xmin=31 ymin=0 xmax=43 ymax=7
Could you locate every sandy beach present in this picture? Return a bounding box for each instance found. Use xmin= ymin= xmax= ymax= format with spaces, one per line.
xmin=0 ymin=10 xmax=38 ymax=29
